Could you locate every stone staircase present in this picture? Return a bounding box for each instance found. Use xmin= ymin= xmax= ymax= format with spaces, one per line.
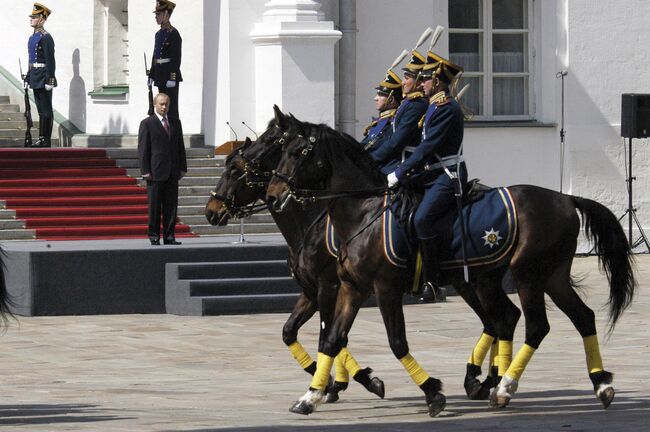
xmin=165 ymin=245 xmax=300 ymax=315
xmin=105 ymin=148 xmax=279 ymax=237
xmin=0 ymin=95 xmax=59 ymax=147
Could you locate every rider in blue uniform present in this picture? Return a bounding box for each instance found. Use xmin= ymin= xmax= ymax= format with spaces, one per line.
xmin=369 ymin=50 xmax=428 ymax=175
xmin=24 ymin=3 xmax=56 ymax=147
xmin=149 ymin=0 xmax=182 ymax=120
xmin=361 ymin=68 xmax=402 ymax=157
xmin=387 ymin=50 xmax=466 ymax=301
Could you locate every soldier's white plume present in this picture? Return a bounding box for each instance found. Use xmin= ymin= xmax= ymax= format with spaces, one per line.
xmin=428 ymin=25 xmax=445 ymax=53
xmin=389 ymin=50 xmax=410 ymax=71
xmin=456 ymin=83 xmax=470 ymax=101
xmin=413 ymin=27 xmax=433 ymax=50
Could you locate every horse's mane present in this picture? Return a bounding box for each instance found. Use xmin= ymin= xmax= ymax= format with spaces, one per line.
xmin=292 ymin=118 xmax=386 ymax=186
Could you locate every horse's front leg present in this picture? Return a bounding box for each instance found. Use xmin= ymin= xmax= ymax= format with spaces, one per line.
xmin=283 ymin=292 xmax=319 ymax=376
xmin=375 ymin=281 xmax=446 ymax=417
xmin=289 ymin=280 xmax=366 ymax=415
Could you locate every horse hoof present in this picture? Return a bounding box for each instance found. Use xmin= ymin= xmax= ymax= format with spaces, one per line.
xmin=325 ymin=381 xmax=347 ymax=403
xmin=597 ymin=386 xmax=615 ymax=409
xmin=426 ymin=392 xmax=446 ymax=417
xmin=325 ymin=392 xmax=339 ymax=403
xmin=289 ymin=399 xmax=314 ymax=415
xmin=369 ymin=377 xmax=386 ymax=399
xmin=469 ymin=383 xmax=491 ymax=400
xmin=496 ymin=395 xmax=511 ymax=408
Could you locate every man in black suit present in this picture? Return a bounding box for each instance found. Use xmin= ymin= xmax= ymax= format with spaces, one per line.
xmin=138 ymin=93 xmax=187 ymax=245
xmin=148 ymin=0 xmax=182 ymax=120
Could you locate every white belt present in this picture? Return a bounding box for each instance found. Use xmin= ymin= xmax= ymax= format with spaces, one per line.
xmin=30 ymin=63 xmax=46 ymax=68
xmin=155 ymin=58 xmax=171 ymax=64
xmin=424 ymin=155 xmax=465 ymax=171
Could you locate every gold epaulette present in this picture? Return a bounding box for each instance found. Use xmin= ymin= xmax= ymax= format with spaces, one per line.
xmin=406 ymin=91 xmax=425 ymax=100
xmin=431 ymin=90 xmax=450 ymax=106
xmin=418 ymin=115 xmax=425 ymax=129
xmin=379 ymin=108 xmax=397 ymax=120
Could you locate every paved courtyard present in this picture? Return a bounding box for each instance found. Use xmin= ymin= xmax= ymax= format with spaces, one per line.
xmin=0 ymin=256 xmax=648 ymax=431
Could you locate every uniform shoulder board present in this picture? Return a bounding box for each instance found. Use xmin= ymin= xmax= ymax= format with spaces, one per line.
xmin=435 ymin=97 xmax=452 ymax=107
xmin=407 ymin=91 xmax=425 ymax=100
xmin=417 ymin=114 xmax=425 ymax=129
xmin=363 ymin=120 xmax=377 ymax=137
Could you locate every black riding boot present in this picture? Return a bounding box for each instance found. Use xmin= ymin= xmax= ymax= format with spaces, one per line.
xmin=42 ymin=116 xmax=53 ymax=147
xmin=418 ymin=237 xmax=442 ymax=304
xmin=34 ymin=117 xmax=46 ymax=147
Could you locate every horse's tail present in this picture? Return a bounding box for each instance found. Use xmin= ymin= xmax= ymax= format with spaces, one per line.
xmin=571 ymin=196 xmax=635 ymax=331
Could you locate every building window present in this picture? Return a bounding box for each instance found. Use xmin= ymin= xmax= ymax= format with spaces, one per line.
xmin=92 ymin=0 xmax=129 ymax=92
xmin=449 ymin=0 xmax=532 ymax=119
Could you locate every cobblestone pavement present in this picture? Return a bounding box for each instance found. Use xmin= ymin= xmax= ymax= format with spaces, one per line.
xmin=0 ymin=256 xmax=648 ymax=431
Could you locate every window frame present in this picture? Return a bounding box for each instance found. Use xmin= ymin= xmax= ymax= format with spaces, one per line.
xmin=449 ymin=0 xmax=535 ymax=121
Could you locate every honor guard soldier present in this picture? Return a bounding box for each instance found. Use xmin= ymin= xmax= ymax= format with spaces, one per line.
xmin=361 ymin=67 xmax=403 ymax=158
xmin=369 ymin=43 xmax=428 ymax=175
xmin=24 ymin=3 xmax=56 ymax=147
xmin=149 ymin=0 xmax=182 ymax=120
xmin=387 ymin=50 xmax=466 ymax=301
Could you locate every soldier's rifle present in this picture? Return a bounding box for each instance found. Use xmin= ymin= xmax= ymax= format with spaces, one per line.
xmin=144 ymin=52 xmax=154 ymax=116
xmin=18 ymin=59 xmax=33 ymax=147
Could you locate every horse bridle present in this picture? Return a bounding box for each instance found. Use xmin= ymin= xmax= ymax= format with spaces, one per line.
xmin=209 ymin=127 xmax=293 ymax=218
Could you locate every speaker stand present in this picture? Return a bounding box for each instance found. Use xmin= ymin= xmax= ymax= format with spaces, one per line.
xmin=619 ymin=137 xmax=650 ymax=252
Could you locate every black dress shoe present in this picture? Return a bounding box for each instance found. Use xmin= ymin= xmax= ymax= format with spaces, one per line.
xmin=163 ymin=239 xmax=182 ymax=245
xmin=150 ymin=239 xmax=160 ymax=245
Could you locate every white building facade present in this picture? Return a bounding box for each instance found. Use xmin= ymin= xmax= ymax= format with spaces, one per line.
xmin=1 ymin=0 xmax=649 ymax=242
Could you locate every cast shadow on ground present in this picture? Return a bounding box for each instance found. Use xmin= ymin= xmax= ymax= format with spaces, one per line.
xmin=0 ymin=403 xmax=134 ymax=426
xmin=172 ymin=389 xmax=650 ymax=432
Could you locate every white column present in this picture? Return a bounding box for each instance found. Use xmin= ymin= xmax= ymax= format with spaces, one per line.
xmin=250 ymin=0 xmax=341 ymax=131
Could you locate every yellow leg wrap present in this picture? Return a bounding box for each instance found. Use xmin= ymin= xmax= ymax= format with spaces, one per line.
xmin=468 ymin=333 xmax=496 ymax=366
xmin=583 ymin=334 xmax=604 ymax=374
xmin=497 ymin=340 xmax=513 ymax=377
xmin=288 ymin=341 xmax=315 ymax=370
xmin=310 ymin=353 xmax=335 ymax=390
xmin=504 ymin=343 xmax=536 ymax=381
xmin=339 ymin=347 xmax=361 ymax=378
xmin=399 ymin=353 xmax=430 ymax=386
xmin=334 ymin=352 xmax=350 ymax=383
xmin=490 ymin=338 xmax=499 ymax=369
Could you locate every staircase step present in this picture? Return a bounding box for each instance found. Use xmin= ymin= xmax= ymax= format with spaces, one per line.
xmin=200 ymin=293 xmax=300 ymax=315
xmin=0 ymin=120 xmax=39 ymax=129
xmin=33 ymin=223 xmax=192 ymax=237
xmin=0 ymin=167 xmax=126 ymax=178
xmin=0 ymin=185 xmax=145 ymax=198
xmin=0 ymin=177 xmax=137 ymax=188
xmin=12 ymin=205 xmax=148 ymax=217
xmin=4 ymin=194 xmax=149 ymax=207
xmin=127 ymin=167 xmax=223 ymax=177
xmin=0 ymin=158 xmax=115 ymax=168
xmin=180 ymin=213 xmax=274 ymax=225
xmin=0 ymin=105 xmax=20 ymax=113
xmin=189 ymin=223 xmax=280 ymax=235
xmin=189 ymin=277 xmax=298 ymax=297
xmin=0 ymin=112 xmax=32 ymax=122
xmin=0 ymin=96 xmax=10 ymax=104
xmin=0 ymin=148 xmax=107 ymax=159
xmin=0 ymin=219 xmax=25 ymax=229
xmin=177 ymin=260 xmax=289 ymax=279
xmin=0 ymin=229 xmax=35 ymax=240
xmin=0 ymin=129 xmax=39 ymax=138
xmin=23 ymin=215 xmax=153 ymax=228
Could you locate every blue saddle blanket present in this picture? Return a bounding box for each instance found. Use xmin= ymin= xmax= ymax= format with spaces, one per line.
xmin=326 ymin=187 xmax=518 ymax=269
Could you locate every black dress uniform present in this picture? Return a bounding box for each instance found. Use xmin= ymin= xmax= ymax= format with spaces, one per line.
xmin=361 ymin=69 xmax=402 ymax=164
xmin=394 ymin=50 xmax=465 ymax=293
xmin=25 ymin=3 xmax=56 ymax=147
xmin=370 ymin=50 xmax=428 ymax=175
xmin=149 ymin=1 xmax=182 ymax=120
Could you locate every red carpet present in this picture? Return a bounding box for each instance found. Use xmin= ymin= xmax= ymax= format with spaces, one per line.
xmin=0 ymin=148 xmax=197 ymax=240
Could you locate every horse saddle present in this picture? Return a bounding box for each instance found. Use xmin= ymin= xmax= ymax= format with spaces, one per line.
xmin=383 ymin=182 xmax=518 ymax=269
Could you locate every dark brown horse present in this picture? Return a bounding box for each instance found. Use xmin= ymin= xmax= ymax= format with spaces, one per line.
xmin=204 ymin=108 xmax=385 ymax=403
xmin=265 ymin=118 xmax=635 ymax=416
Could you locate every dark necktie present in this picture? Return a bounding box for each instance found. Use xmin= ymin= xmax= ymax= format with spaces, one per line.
xmin=162 ymin=117 xmax=170 ymax=137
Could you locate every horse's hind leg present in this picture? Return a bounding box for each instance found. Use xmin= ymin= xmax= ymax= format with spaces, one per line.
xmin=545 ymin=265 xmax=615 ymax=408
xmin=454 ymin=281 xmax=498 ymax=400
xmin=492 ymin=276 xmax=549 ymax=408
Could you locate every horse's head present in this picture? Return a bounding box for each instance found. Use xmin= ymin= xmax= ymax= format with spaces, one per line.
xmin=266 ymin=127 xmax=330 ymax=212
xmin=205 ymin=105 xmax=305 ymax=224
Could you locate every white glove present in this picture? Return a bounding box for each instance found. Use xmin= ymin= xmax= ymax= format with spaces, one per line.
xmin=147 ymin=78 xmax=154 ymax=87
xmin=45 ymin=84 xmax=53 ymax=91
xmin=166 ymin=80 xmax=176 ymax=88
xmin=387 ymin=172 xmax=399 ymax=188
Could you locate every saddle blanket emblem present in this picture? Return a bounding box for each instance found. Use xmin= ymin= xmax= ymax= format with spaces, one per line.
xmin=382 ymin=187 xmax=518 ymax=269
